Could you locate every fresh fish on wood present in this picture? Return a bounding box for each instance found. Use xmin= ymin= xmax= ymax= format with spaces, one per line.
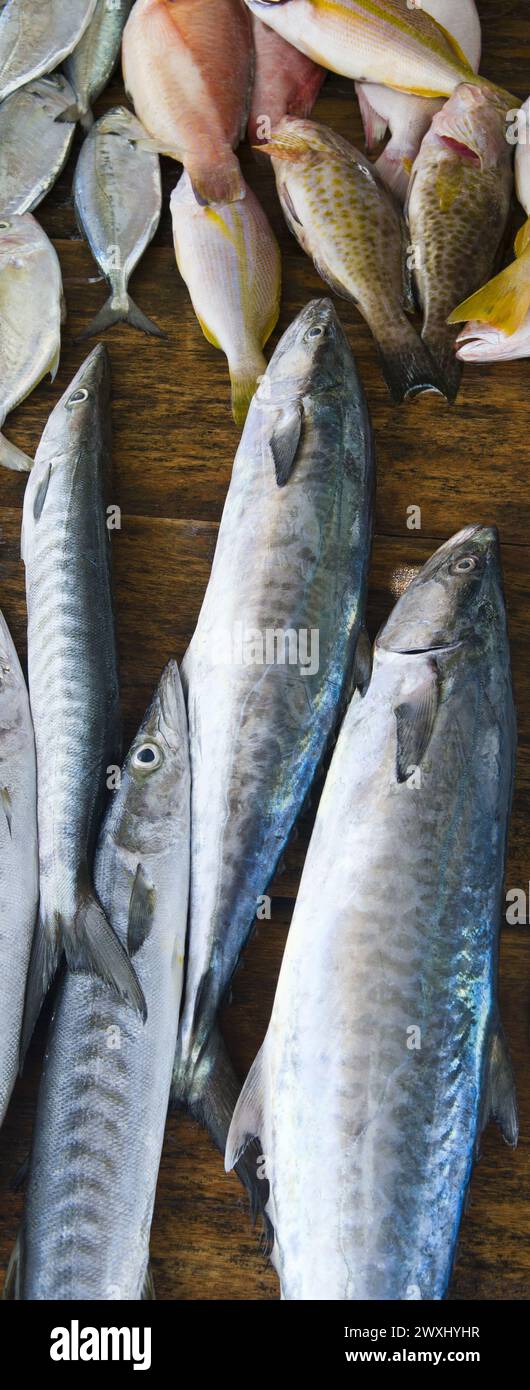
xmin=260 ymin=116 xmax=443 ymax=401
xmin=74 ymin=107 xmax=163 ymax=338
xmin=0 ymin=0 xmax=97 ymax=102
xmin=406 ymin=83 xmax=513 ymax=399
xmin=249 ymin=13 xmax=325 ymax=149
xmin=227 ymin=525 xmax=517 ymax=1300
xmin=0 ymin=74 xmax=76 ymax=216
xmin=171 ymin=170 xmax=281 ymax=426
xmin=8 ymin=662 xmax=190 ymax=1301
xmin=0 ymin=611 xmax=38 ymax=1131
xmin=122 ymin=0 xmax=252 ymax=204
xmin=172 ymin=298 xmax=374 ymax=1165
xmin=0 ymin=212 xmax=63 ymax=472
xmin=61 ymin=0 xmax=134 ymax=130
xmin=355 ymin=0 xmax=481 ymax=203
xmin=21 ymin=345 xmax=145 ymax=1060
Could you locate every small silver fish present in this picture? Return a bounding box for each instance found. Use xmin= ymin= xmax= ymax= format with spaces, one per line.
xmin=74 ymin=106 xmax=163 ymax=338
xmin=61 ymin=0 xmax=134 ymax=130
xmin=0 ymin=0 xmax=97 ymax=102
xmin=0 ymin=74 xmax=76 ymax=216
xmin=0 ymin=610 xmax=38 ymax=1131
xmin=0 ymin=211 xmax=64 ymax=473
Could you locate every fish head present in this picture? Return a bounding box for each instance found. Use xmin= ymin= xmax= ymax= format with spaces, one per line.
xmin=114 ymin=660 xmax=189 ymax=857
xmin=261 ymin=297 xmax=352 ymax=400
xmin=429 ymin=83 xmax=511 ymax=169
xmin=377 ymin=525 xmax=506 ymax=658
xmin=0 ymin=211 xmax=44 ymax=265
xmin=35 ymin=344 xmax=111 ymax=468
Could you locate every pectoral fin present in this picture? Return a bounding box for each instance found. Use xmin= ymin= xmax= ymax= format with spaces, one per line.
xmin=478 ymin=1024 xmax=518 ymax=1153
xmin=269 ymin=403 xmax=303 ymax=486
xmin=225 ymin=1043 xmax=266 ymax=1171
xmin=127 ymin=863 xmax=156 ymax=958
xmin=395 ymin=661 xmax=439 ymax=782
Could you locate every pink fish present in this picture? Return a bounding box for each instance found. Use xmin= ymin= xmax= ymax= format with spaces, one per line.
xmin=248 ymin=14 xmax=325 ymax=148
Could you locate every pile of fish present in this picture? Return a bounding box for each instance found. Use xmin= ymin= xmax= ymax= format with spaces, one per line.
xmin=0 ymin=0 xmax=524 ymax=1302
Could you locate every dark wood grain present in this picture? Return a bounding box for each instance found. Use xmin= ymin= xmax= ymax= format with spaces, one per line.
xmin=1 ymin=0 xmax=530 ymax=1302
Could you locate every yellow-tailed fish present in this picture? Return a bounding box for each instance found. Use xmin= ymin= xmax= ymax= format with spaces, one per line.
xmin=406 ymin=83 xmax=513 ymax=400
xmin=451 ymin=95 xmax=530 ymax=350
xmin=170 ymin=171 xmax=281 ymax=426
xmin=260 ymin=116 xmax=444 ymax=402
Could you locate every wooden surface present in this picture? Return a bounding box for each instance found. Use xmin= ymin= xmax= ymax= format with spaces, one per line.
xmin=1 ymin=0 xmax=530 ymax=1302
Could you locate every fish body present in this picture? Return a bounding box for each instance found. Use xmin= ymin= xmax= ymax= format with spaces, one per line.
xmin=11 ymin=663 xmax=190 ymax=1301
xmin=0 ymin=0 xmax=97 ymax=102
xmin=171 ymin=170 xmax=281 ymax=426
xmin=249 ymin=14 xmax=325 ymax=147
xmin=0 ymin=611 xmax=38 ymax=1130
xmin=0 ymin=74 xmax=77 ymax=216
xmin=406 ymin=83 xmax=513 ymax=399
xmin=172 ymin=298 xmax=374 ymax=1149
xmin=122 ymin=0 xmax=252 ymax=204
xmin=262 ymin=116 xmax=443 ymax=401
xmin=0 ymin=212 xmax=63 ymax=472
xmin=21 ymin=345 xmax=145 ymax=1056
xmin=356 ymin=0 xmax=481 ymax=202
xmin=245 ymin=0 xmax=475 ymax=98
xmin=227 ymin=525 xmax=517 ymax=1300
xmin=62 ymin=0 xmax=134 ymax=129
xmin=74 ymin=107 xmax=163 ymax=338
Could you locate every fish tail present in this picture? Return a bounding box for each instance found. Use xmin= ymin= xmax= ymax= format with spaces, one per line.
xmin=0 ymin=431 xmax=33 ymax=473
xmin=76 ymin=292 xmax=165 ymax=341
xmin=66 ymin=884 xmax=147 ymax=1020
xmin=189 ymin=153 xmax=245 ymax=207
xmin=54 ymin=102 xmax=85 ymax=126
xmin=376 ymin=318 xmax=446 ymax=403
xmin=448 ymin=247 xmax=530 ymax=339
xmin=19 ymin=913 xmax=62 ymax=1068
xmin=2 ymin=1229 xmax=22 ymax=1300
xmin=355 ymin=83 xmax=389 ymax=153
xmin=229 ymin=353 xmax=267 ymax=428
xmin=421 ymin=326 xmax=463 ymax=403
xmin=375 ymin=145 xmax=413 ymax=204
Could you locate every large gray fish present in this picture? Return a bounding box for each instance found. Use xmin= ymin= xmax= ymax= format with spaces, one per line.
xmin=61 ymin=0 xmax=134 ymax=131
xmin=172 ymin=298 xmax=374 ymax=1160
xmin=21 ymin=345 xmax=144 ymax=1059
xmin=227 ymin=525 xmax=517 ymax=1300
xmin=74 ymin=106 xmax=163 ymax=339
xmin=0 ymin=610 xmax=38 ymax=1130
xmin=7 ymin=662 xmax=190 ymax=1301
xmin=0 ymin=74 xmax=76 ymax=216
xmin=0 ymin=0 xmax=97 ymax=102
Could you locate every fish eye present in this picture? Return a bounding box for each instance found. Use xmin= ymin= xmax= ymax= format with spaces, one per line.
xmin=131 ymin=741 xmax=163 ymax=772
xmin=450 ymin=554 xmax=480 ymax=575
xmin=0 ymin=220 xmax=10 ymax=230
xmin=306 ymin=326 xmax=324 ymax=339
xmin=68 ymin=387 xmax=89 ymax=406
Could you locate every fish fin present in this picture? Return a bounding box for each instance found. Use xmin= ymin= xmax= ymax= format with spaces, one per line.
xmin=447 ymin=251 xmax=530 ymax=338
xmin=68 ymin=885 xmax=147 ymax=1021
xmin=421 ymin=328 xmax=462 ymax=402
xmin=351 ymin=624 xmax=372 ymax=697
xmin=10 ymin=1155 xmax=29 ymax=1193
xmin=478 ymin=1024 xmax=518 ymax=1152
xmin=376 ymin=324 xmax=446 ymax=402
xmin=141 ymin=1265 xmax=155 ymax=1300
xmin=76 ymin=294 xmax=165 ymax=341
xmin=49 ymin=341 xmax=61 ymax=383
xmin=54 ymin=102 xmax=82 ymax=125
xmin=189 ymin=156 xmax=246 ymax=206
xmin=225 ymin=1043 xmax=266 ymax=1172
xmin=269 ymin=403 xmax=303 ymax=485
xmin=127 ymin=863 xmax=156 ymax=958
xmin=395 ymin=661 xmax=440 ymax=783
xmin=2 ymin=1231 xmax=22 ymax=1301
xmin=0 ymin=433 xmax=33 ymax=473
xmin=355 ymin=83 xmax=389 ymax=152
xmin=0 ymin=786 xmax=12 ymax=837
xmin=32 ymin=462 xmax=52 ymax=521
xmin=19 ymin=914 xmax=62 ymax=1067
xmin=230 ymin=361 xmax=265 ymax=429
xmin=514 ymin=215 xmax=530 ymax=258
xmin=377 ymin=147 xmax=413 ymax=206
xmin=430 ymin=17 xmax=474 ymax=73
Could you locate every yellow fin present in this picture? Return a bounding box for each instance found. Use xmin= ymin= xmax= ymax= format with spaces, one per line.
xmin=435 ymin=162 xmax=465 ymax=212
xmin=448 ymin=250 xmax=530 ymax=336
xmin=430 ymin=16 xmax=473 ymax=74
xmin=197 ymin=314 xmax=221 ymax=351
xmin=514 ymin=216 xmax=530 ymax=258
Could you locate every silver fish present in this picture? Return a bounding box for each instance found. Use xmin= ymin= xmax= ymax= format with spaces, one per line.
xmin=8 ymin=661 xmax=190 ymax=1301
xmin=0 ymin=74 xmax=76 ymax=216
xmin=62 ymin=0 xmax=134 ymax=131
xmin=21 ymin=345 xmax=145 ymax=1059
xmin=0 ymin=211 xmax=63 ymax=473
xmin=172 ymin=298 xmax=374 ymax=1163
xmin=227 ymin=525 xmax=517 ymax=1300
xmin=74 ymin=106 xmax=163 ymax=338
xmin=0 ymin=0 xmax=98 ymax=102
xmin=0 ymin=610 xmax=38 ymax=1130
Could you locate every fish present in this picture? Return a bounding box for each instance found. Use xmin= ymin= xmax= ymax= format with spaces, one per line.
xmin=172 ymin=298 xmax=374 ymax=1168
xmin=74 ymin=107 xmax=163 ymax=339
xmin=260 ymin=116 xmax=443 ymax=401
xmin=20 ymin=344 xmax=145 ymax=1061
xmin=227 ymin=524 xmax=517 ymax=1301
xmin=61 ymin=0 xmax=135 ymax=130
xmin=355 ymin=0 xmax=481 ymax=203
xmin=248 ymin=13 xmax=325 ymax=148
xmin=0 ymin=212 xmax=63 ymax=473
xmin=0 ymin=0 xmax=98 ymax=102
xmin=0 ymin=74 xmax=77 ymax=217
xmin=7 ymin=661 xmax=190 ymax=1301
xmin=450 ymin=97 xmax=530 ymax=356
xmin=170 ymin=170 xmax=281 ymax=426
xmin=406 ymin=83 xmax=513 ymax=400
xmin=0 ymin=610 xmax=38 ymax=1131
xmin=122 ymin=0 xmax=252 ymax=205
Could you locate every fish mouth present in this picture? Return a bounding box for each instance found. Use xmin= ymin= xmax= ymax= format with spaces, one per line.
xmin=388 ymin=640 xmax=464 ymax=656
